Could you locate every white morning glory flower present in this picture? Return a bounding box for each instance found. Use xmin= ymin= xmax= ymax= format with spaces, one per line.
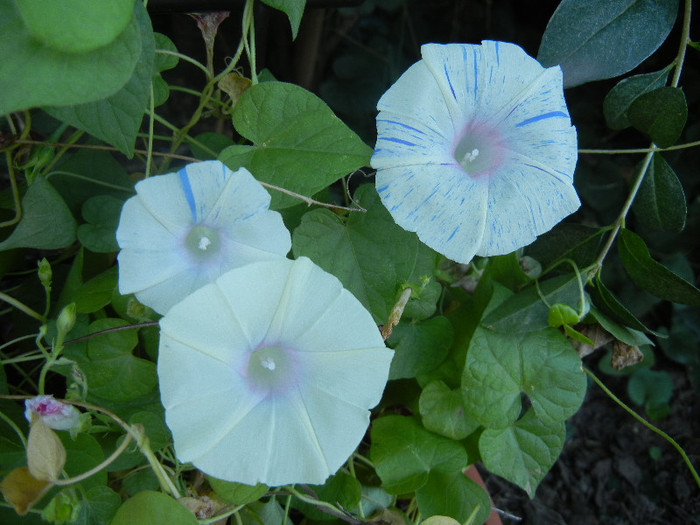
xmin=116 ymin=160 xmax=291 ymax=315
xmin=24 ymin=395 xmax=80 ymax=431
xmin=158 ymin=257 xmax=393 ymax=486
xmin=371 ymin=41 xmax=580 ymax=264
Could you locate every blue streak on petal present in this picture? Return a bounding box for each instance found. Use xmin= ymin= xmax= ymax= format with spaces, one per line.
xmin=378 ymin=119 xmax=427 ymax=136
xmin=472 ymin=47 xmax=478 ymax=103
xmin=515 ymin=111 xmax=569 ymax=128
xmin=377 ymin=184 xmax=389 ymax=193
xmin=495 ymin=41 xmax=500 ymax=65
xmin=447 ymin=226 xmax=459 ymax=241
xmin=383 ymin=137 xmax=417 ymax=147
xmin=443 ymin=64 xmax=457 ymax=101
xmin=178 ymin=167 xmax=197 ymax=221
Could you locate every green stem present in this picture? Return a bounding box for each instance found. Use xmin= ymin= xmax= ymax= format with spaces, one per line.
xmin=589 ymin=147 xmax=656 ymax=276
xmin=45 ymin=170 xmax=134 ymax=193
xmin=579 ymin=139 xmax=700 ymax=154
xmin=156 ymin=49 xmax=212 ymax=80
xmin=145 ymin=83 xmax=155 ymax=178
xmin=198 ymin=504 xmax=244 ymax=525
xmin=0 ymin=150 xmax=22 ymax=228
xmin=54 ymin=433 xmax=133 ymax=486
xmin=585 ymin=368 xmax=700 ymax=489
xmin=0 ymin=409 xmax=27 ymax=448
xmin=0 ymin=291 xmax=44 ymax=322
xmin=671 ymin=0 xmax=692 ymax=88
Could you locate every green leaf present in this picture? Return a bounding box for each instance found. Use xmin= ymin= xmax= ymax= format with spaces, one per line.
xmin=109 ymin=491 xmax=197 ymax=525
xmin=293 ymin=472 xmax=361 ymax=520
xmin=587 ymin=306 xmax=653 ymax=347
xmin=80 ymin=318 xmax=157 ymax=402
xmin=537 ymin=0 xmax=679 ymax=87
xmin=618 ymin=228 xmax=700 ymax=306
xmin=259 ymin=0 xmax=306 ymax=39
xmin=129 ymin=411 xmax=169 ymax=452
xmin=628 ymin=87 xmax=688 ymax=147
xmin=548 ymin=303 xmax=580 ymax=327
xmin=16 ymin=0 xmax=134 ymax=53
xmin=293 ymin=184 xmax=432 ymax=322
xmin=78 ymin=486 xmax=121 ymax=525
xmin=481 ymin=273 xmax=582 ymax=333
xmin=370 ymin=416 xmax=468 ymax=495
xmin=50 ymin=150 xmax=134 ymax=216
xmin=190 ymin=132 xmax=236 ymax=160
xmin=224 ymin=82 xmax=372 ymax=209
xmin=72 ymin=267 xmax=118 ymax=314
xmin=415 ymin=470 xmax=491 ymax=525
xmin=479 ymin=410 xmax=565 ymax=498
xmin=77 ymin=196 xmax=124 ymax=253
xmin=0 ymin=1 xmax=141 ymax=115
xmin=588 ymin=273 xmax=653 ymax=333
xmin=525 ymin=224 xmax=606 ymax=270
xmin=45 ymin=3 xmax=155 ymax=157
xmin=603 ymin=67 xmax=671 ymax=129
xmin=59 ymin=433 xmax=106 ymax=491
xmin=462 ymin=327 xmax=586 ymax=428
xmin=0 ymin=177 xmax=76 ymax=251
xmin=208 ymin=478 xmax=268 ymax=506
xmin=419 ymin=380 xmax=479 ymax=440
xmin=388 ymin=317 xmax=453 ymax=380
xmin=483 ymin=252 xmax=532 ymax=291
xmin=154 ymin=33 xmax=178 ymax=72
xmin=657 ymin=323 xmax=698 ymax=364
xmin=627 ymin=368 xmax=673 ymax=407
xmin=631 ymin=153 xmax=686 ymax=232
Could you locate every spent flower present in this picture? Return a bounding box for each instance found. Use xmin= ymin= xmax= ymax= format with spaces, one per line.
xmin=24 ymin=396 xmax=80 ymax=431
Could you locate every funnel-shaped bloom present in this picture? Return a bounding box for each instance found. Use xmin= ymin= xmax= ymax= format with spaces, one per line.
xmin=116 ymin=161 xmax=291 ymax=314
xmin=158 ymin=257 xmax=393 ymax=486
xmin=371 ymin=41 xmax=579 ymax=263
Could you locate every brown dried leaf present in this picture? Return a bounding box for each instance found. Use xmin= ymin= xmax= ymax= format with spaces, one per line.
xmin=611 ymin=341 xmax=644 ymax=370
xmin=0 ymin=466 xmax=52 ymax=515
xmin=571 ymin=323 xmax=614 ymax=358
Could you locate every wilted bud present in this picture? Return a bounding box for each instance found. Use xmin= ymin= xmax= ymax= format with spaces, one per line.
xmin=25 ymin=395 xmax=80 ymax=431
xmin=56 ymin=303 xmax=76 ymax=339
xmin=37 ymin=259 xmax=52 ymax=289
xmin=26 ymin=418 xmax=66 ymax=482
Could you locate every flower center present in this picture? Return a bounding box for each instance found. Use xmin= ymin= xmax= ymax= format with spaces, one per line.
xmin=453 ymin=123 xmax=504 ymax=177
xmin=184 ymin=225 xmax=221 ymax=262
xmin=246 ymin=345 xmax=299 ymax=394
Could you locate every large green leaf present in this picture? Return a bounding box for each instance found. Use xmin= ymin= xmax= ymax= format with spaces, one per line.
xmin=537 ymin=0 xmax=679 ymax=87
xmin=370 ymin=416 xmax=468 ymax=495
xmin=479 ymin=410 xmax=565 ymax=498
xmin=109 ymin=491 xmax=197 ymax=525
xmin=292 ymin=472 xmax=361 ymax=520
xmin=16 ymin=0 xmax=134 ymax=53
xmin=525 ymin=224 xmax=606 ymax=270
xmin=259 ymin=0 xmax=306 ymax=39
xmin=481 ymin=273 xmax=582 ymax=333
xmin=618 ymin=229 xmax=700 ymax=305
xmin=222 ymin=81 xmax=372 ymax=209
xmin=415 ymin=470 xmax=491 ymax=525
xmin=388 ymin=317 xmax=453 ymax=380
xmin=293 ymin=184 xmax=437 ymax=322
xmin=631 ymin=153 xmax=686 ymax=232
xmin=78 ymin=318 xmax=157 ymax=402
xmin=208 ymin=478 xmax=268 ymax=506
xmin=628 ymin=87 xmax=688 ymax=147
xmin=0 ymin=1 xmax=141 ymax=115
xmin=462 ymin=327 xmax=586 ymax=428
xmin=0 ymin=176 xmax=76 ymax=251
xmin=603 ymin=67 xmax=671 ymax=129
xmin=46 ymin=2 xmax=155 ymax=157
xmin=59 ymin=433 xmax=106 ymax=491
xmin=419 ymin=380 xmax=479 ymax=440
xmin=588 ymin=273 xmax=653 ymax=334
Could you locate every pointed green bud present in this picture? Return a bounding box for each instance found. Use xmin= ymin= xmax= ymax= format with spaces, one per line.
xmin=56 ymin=303 xmax=76 ymax=339
xmin=37 ymin=258 xmax=52 ymax=289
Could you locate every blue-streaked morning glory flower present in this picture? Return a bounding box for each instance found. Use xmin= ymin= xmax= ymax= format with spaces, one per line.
xmin=371 ymin=41 xmax=579 ymax=264
xmin=116 ymin=160 xmax=291 ymax=315
xmin=158 ymin=257 xmax=393 ymax=486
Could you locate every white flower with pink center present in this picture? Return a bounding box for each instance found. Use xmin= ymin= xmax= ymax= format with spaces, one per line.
xmin=24 ymin=395 xmax=80 ymax=431
xmin=371 ymin=41 xmax=580 ymax=263
xmin=157 ymin=257 xmax=393 ymax=486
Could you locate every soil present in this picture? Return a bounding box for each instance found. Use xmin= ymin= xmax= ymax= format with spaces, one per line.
xmin=483 ymin=365 xmax=700 ymax=524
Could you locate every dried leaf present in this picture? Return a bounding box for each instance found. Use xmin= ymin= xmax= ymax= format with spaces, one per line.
xmin=611 ymin=341 xmax=644 ymax=370
xmin=0 ymin=467 xmax=52 ymax=515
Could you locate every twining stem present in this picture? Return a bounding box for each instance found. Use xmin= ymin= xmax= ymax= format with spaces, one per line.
xmin=53 ymin=433 xmax=134 ymax=486
xmin=588 ymin=147 xmax=655 ymax=278
xmin=0 ymin=150 xmax=21 ymax=228
xmin=585 ymin=368 xmax=700 ymax=489
xmin=671 ymin=0 xmax=692 ymax=88
xmin=579 ymin=138 xmax=700 ymax=154
xmin=156 ymin=49 xmax=211 ymax=80
xmin=0 ymin=291 xmax=44 ymax=322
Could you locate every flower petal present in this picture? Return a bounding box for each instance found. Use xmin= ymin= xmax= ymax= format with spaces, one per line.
xmin=376 ymin=164 xmax=489 ymax=263
xmin=220 ymin=213 xmax=292 ymax=264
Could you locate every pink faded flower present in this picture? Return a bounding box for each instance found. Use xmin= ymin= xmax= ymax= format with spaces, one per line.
xmin=24 ymin=395 xmax=80 ymax=431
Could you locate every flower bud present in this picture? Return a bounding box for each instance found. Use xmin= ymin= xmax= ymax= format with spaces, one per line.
xmin=25 ymin=395 xmax=80 ymax=431
xmin=56 ymin=303 xmax=76 ymax=339
xmin=37 ymin=258 xmax=52 ymax=289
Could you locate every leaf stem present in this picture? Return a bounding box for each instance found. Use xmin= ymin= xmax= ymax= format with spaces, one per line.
xmin=589 ymin=146 xmax=656 ymax=277
xmin=145 ymin=83 xmax=156 ymax=178
xmin=0 ymin=150 xmax=22 ymax=228
xmin=579 ymin=139 xmax=700 ymax=154
xmin=156 ymin=49 xmax=212 ymax=80
xmin=585 ymin=368 xmax=700 ymax=489
xmin=53 ymin=432 xmax=134 ymax=486
xmin=671 ymin=0 xmax=692 ymax=88
xmin=0 ymin=291 xmax=44 ymax=322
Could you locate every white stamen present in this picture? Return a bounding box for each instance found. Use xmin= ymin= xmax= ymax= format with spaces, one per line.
xmin=261 ymin=357 xmax=276 ymax=371
xmin=463 ymin=148 xmax=480 ymax=162
xmin=198 ymin=236 xmax=211 ymax=250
